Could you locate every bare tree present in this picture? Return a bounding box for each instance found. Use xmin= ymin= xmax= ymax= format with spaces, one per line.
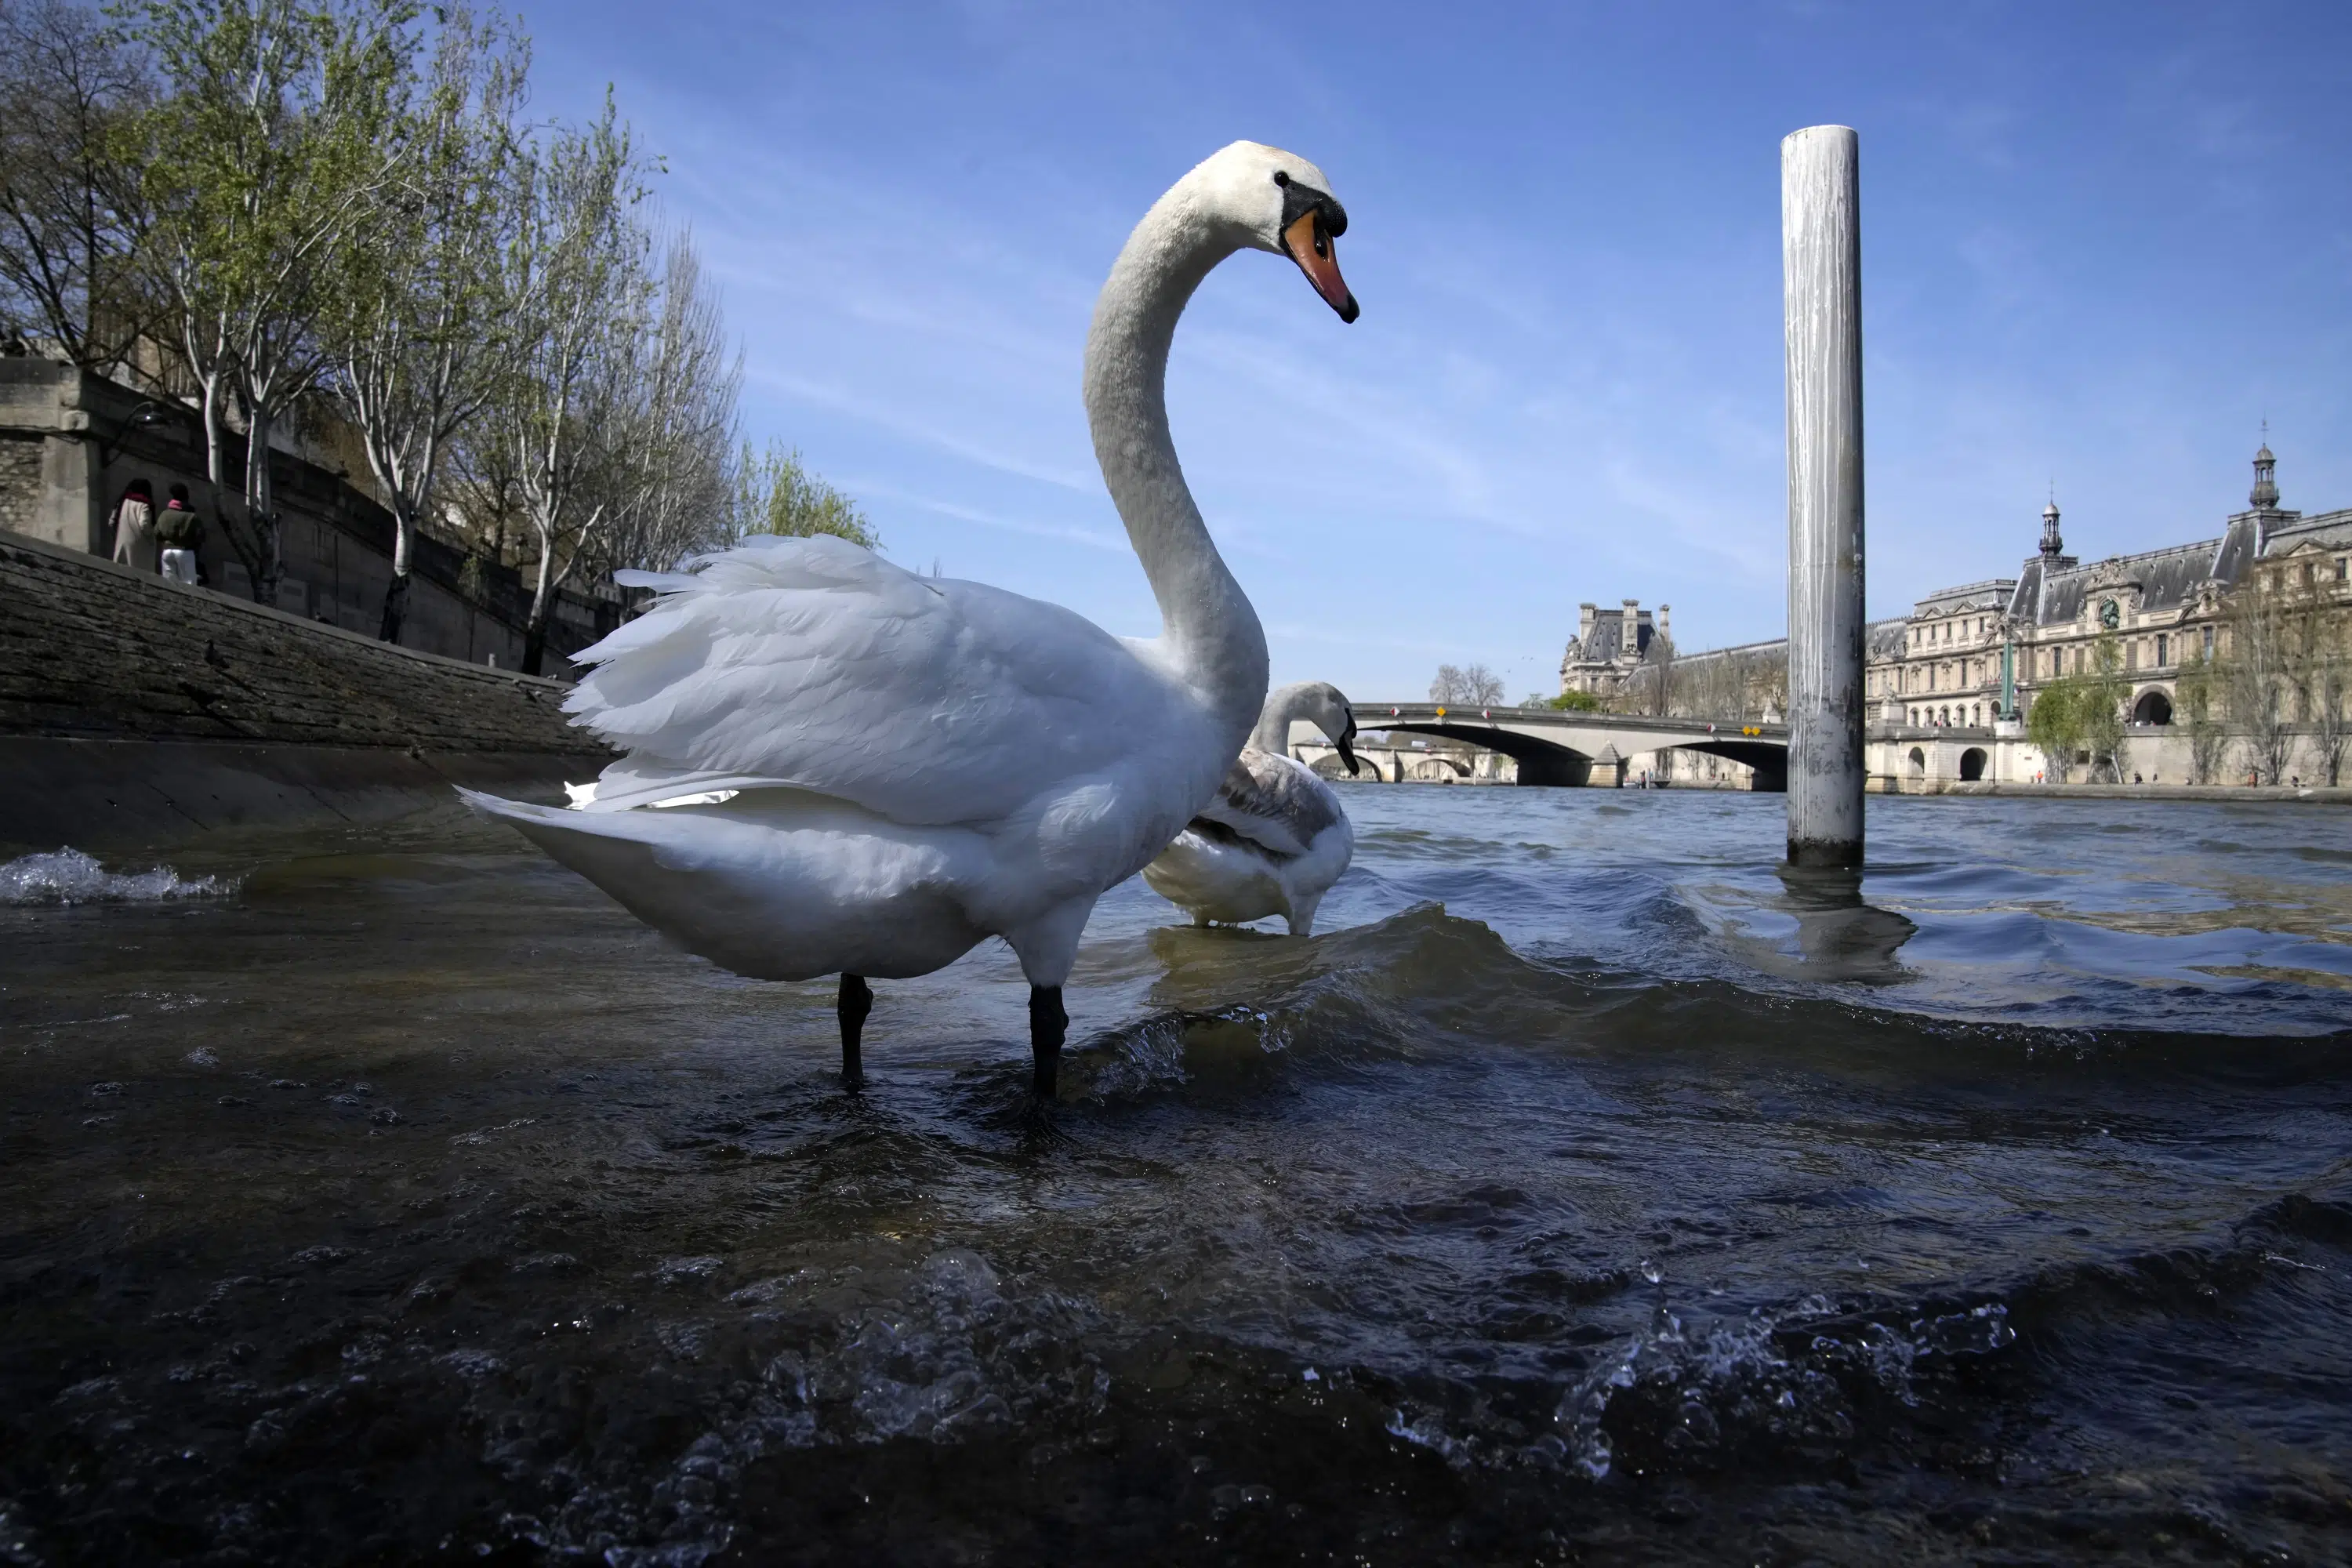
xmin=139 ymin=0 xmax=419 ymax=604
xmin=1428 ymin=662 xmax=1501 ymax=706
xmin=2221 ymin=580 xmax=2295 ymax=784
xmin=480 ymin=96 xmax=651 ymax=673
xmin=1681 ymin=649 xmax=1733 ymax=721
xmin=0 ymin=0 xmax=158 ymax=376
xmin=2175 ymin=648 xmax=2227 ymax=786
xmin=323 ymin=5 xmax=527 ymax=643
xmin=2285 ymin=575 xmax=2348 ymax=786
xmin=2308 ymin=627 xmax=2347 ymax=787
xmin=1640 ymin=633 xmax=1677 ymax=717
xmin=593 ymin=227 xmax=740 ymax=576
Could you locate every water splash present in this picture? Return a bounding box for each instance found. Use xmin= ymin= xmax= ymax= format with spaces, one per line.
xmin=0 ymin=848 xmax=235 ymax=906
xmin=1554 ymin=1295 xmax=2016 ymax=1481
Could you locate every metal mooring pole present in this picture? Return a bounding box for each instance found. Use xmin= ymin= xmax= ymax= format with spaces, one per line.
xmin=1782 ymin=125 xmax=1866 ymax=867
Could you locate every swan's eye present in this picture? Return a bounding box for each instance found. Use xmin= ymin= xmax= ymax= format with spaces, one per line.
xmin=1272 ymin=171 xmax=1290 ymax=187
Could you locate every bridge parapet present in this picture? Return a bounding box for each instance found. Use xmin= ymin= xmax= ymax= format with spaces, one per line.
xmin=1339 ymin=704 xmax=1790 ymax=789
xmin=1361 ymin=702 xmax=1787 ymax=742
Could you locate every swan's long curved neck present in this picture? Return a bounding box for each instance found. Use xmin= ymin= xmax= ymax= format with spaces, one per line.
xmin=1083 ymin=182 xmax=1269 ymax=743
xmin=1249 ymin=682 xmax=1323 ymax=754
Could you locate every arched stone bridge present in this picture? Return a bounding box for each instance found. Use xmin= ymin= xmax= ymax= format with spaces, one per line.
xmin=1308 ymin=703 xmax=1791 ymax=789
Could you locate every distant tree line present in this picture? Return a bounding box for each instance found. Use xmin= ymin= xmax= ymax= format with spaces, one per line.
xmin=1429 ymin=662 xmax=1505 ymax=707
xmin=0 ymin=0 xmax=873 ymax=670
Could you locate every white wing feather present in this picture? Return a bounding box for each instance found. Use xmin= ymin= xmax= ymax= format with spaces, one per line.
xmin=565 ymin=535 xmax=1192 ymax=826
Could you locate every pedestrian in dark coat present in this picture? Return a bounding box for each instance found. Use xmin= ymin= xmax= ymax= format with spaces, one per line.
xmin=156 ymin=483 xmax=206 ymax=585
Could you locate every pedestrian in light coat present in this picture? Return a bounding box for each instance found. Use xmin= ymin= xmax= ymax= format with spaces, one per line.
xmin=110 ymin=478 xmax=157 ymax=572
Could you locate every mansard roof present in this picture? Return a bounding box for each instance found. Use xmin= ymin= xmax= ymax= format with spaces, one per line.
xmin=2132 ymin=540 xmax=2224 ymax=612
xmin=1567 ymin=608 xmax=1649 ymax=665
xmin=2265 ymin=508 xmax=2352 ymax=555
xmin=2007 ymin=535 xmax=2228 ymax=626
xmin=1910 ymin=578 xmax=2016 ymax=617
xmin=2212 ymin=515 xmax=2264 ymax=586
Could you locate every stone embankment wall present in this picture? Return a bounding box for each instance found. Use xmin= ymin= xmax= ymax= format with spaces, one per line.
xmin=2 ymin=529 xmax=612 ymax=848
xmin=0 ymin=358 xmax=618 ymax=672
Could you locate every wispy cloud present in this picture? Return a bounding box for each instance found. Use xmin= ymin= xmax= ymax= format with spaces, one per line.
xmin=747 ymin=368 xmax=1097 ymax=493
xmin=847 ymin=476 xmax=1127 ymax=552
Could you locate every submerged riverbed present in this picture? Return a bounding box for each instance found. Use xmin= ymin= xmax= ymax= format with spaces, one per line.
xmin=3 ymin=787 xmax=2350 ymax=1564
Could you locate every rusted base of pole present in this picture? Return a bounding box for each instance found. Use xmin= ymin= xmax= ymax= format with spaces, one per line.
xmin=1786 ymin=835 xmax=1865 ymax=869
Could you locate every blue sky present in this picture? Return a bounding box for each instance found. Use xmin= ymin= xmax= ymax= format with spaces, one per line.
xmin=528 ymin=1 xmax=2351 ymax=702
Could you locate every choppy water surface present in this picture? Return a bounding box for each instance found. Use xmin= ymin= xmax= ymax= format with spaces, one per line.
xmin=4 ymin=786 xmax=2350 ymax=1565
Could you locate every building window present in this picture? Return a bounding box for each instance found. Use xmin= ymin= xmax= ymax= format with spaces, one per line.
xmin=2126 ymin=641 xmax=2138 ymax=672
xmin=2156 ymin=633 xmax=2168 ymax=666
xmin=2203 ymin=626 xmax=2215 ymax=657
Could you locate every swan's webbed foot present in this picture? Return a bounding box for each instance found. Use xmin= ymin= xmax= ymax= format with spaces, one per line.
xmin=1028 ymin=985 xmax=1066 ymax=1100
xmin=838 ymin=974 xmax=872 ymax=1091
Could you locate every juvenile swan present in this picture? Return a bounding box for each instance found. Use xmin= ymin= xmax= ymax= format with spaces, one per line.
xmin=459 ymin=142 xmax=1358 ymax=1097
xmin=1143 ymin=682 xmax=1359 ymax=935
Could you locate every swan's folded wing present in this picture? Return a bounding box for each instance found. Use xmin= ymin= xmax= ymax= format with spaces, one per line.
xmin=564 ymin=535 xmax=1183 ymax=826
xmin=1192 ymin=750 xmax=1343 ymax=859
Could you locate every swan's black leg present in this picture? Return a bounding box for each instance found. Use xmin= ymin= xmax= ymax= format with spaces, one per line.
xmin=838 ymin=974 xmax=872 ymax=1090
xmin=1028 ymin=985 xmax=1066 ymax=1099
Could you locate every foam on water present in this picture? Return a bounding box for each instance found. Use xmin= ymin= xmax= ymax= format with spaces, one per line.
xmin=0 ymin=848 xmax=234 ymax=906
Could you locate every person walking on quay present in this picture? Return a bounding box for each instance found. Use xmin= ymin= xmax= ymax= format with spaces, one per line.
xmin=155 ymin=483 xmax=205 ymax=586
xmin=109 ymin=478 xmax=156 ymax=572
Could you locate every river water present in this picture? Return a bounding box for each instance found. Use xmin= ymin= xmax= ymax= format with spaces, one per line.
xmin=3 ymin=786 xmax=2350 ymax=1564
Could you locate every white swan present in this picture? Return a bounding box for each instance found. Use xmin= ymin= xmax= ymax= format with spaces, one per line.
xmin=459 ymin=140 xmax=1358 ymax=1096
xmin=1142 ymin=681 xmax=1359 ymax=935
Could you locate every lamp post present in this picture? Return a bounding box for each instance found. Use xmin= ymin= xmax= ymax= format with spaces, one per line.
xmin=95 ymin=399 xmax=169 ymax=468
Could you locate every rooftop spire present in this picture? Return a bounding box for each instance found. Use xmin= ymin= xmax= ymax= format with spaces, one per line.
xmin=2039 ymin=494 xmax=2063 ymax=560
xmin=2251 ymin=424 xmax=2279 ymax=509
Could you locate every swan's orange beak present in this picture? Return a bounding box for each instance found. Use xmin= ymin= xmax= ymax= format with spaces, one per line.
xmin=1282 ymin=209 xmax=1358 ymax=323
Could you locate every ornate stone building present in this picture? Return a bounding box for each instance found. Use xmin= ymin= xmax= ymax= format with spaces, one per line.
xmin=1864 ymin=444 xmax=2352 ymax=787
xmin=1559 ymin=598 xmax=1668 ymax=700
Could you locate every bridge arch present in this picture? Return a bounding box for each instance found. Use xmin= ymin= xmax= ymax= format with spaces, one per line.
xmin=1360 ymin=718 xmax=1788 ymax=790
xmin=1365 ymin=721 xmax=1592 ymax=786
xmin=1307 ymin=751 xmax=1356 ymax=782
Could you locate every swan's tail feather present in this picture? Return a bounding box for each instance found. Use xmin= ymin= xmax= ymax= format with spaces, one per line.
xmin=452 ymin=787 xmax=987 ymax=985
